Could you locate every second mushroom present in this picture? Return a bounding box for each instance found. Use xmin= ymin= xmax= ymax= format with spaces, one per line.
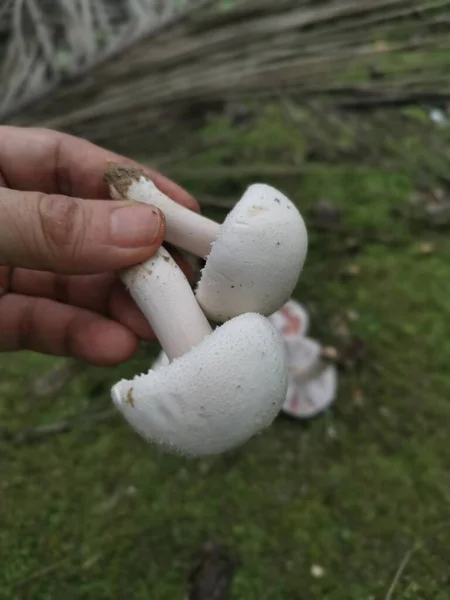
xmin=105 ymin=164 xmax=308 ymax=322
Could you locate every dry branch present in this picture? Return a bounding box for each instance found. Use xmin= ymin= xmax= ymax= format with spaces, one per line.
xmin=0 ymin=0 xmax=215 ymax=118
xmin=2 ymin=0 xmax=450 ymax=150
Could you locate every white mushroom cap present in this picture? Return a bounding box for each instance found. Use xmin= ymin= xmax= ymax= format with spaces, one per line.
xmin=153 ymin=299 xmax=336 ymax=423
xmin=268 ymin=298 xmax=310 ymax=340
xmin=112 ymin=313 xmax=288 ymax=457
xmin=195 ymin=184 xmax=308 ymax=321
xmin=283 ymin=337 xmax=337 ymax=419
xmin=267 ymin=299 xmax=337 ymax=419
xmin=152 ymin=350 xmax=170 ymax=371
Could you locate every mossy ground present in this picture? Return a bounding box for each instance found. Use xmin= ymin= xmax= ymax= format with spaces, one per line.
xmin=1 ymin=101 xmax=450 ymax=599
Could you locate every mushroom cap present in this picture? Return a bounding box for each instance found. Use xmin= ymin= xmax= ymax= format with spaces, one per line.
xmin=282 ymin=337 xmax=337 ymax=419
xmin=268 ymin=299 xmax=310 ymax=340
xmin=152 ymin=350 xmax=170 ymax=370
xmin=195 ymin=184 xmax=308 ymax=322
xmin=111 ymin=313 xmax=288 ymax=457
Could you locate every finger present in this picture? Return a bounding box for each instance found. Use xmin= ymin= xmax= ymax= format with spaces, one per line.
xmin=0 ymin=266 xmax=10 ymax=296
xmin=6 ymin=269 xmax=115 ymax=312
xmin=6 ymin=249 xmax=195 ymax=326
xmin=4 ymin=268 xmax=157 ymax=342
xmin=0 ymin=188 xmax=166 ymax=274
xmin=0 ymin=294 xmax=139 ymax=366
xmin=0 ymin=126 xmax=199 ymax=212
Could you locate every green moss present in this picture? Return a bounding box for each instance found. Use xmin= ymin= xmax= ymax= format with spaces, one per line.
xmin=1 ymin=101 xmax=450 ymax=598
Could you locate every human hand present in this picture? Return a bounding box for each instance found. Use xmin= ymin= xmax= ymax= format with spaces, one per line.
xmin=0 ymin=127 xmax=200 ymax=366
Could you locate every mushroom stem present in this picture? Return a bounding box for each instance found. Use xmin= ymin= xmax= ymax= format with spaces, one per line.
xmin=121 ymin=245 xmax=212 ymax=361
xmin=105 ymin=164 xmax=220 ymax=259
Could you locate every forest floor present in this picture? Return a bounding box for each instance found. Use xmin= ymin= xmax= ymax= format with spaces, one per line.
xmin=1 ymin=99 xmax=450 ymax=599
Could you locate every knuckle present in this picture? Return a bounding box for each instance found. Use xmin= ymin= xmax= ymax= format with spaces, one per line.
xmin=0 ymin=266 xmax=12 ymax=296
xmin=37 ymin=193 xmax=86 ymax=261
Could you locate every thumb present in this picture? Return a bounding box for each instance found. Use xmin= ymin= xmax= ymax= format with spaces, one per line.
xmin=0 ymin=188 xmax=165 ymax=274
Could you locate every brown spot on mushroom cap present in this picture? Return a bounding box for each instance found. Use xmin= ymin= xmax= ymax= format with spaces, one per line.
xmin=247 ymin=205 xmax=269 ymax=217
xmin=103 ymin=163 xmax=147 ymax=197
xmin=125 ymin=388 xmax=135 ymax=407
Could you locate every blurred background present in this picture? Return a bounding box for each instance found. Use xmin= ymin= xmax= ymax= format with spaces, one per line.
xmin=1 ymin=1 xmax=450 ymax=598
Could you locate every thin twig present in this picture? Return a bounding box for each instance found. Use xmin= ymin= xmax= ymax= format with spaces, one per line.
xmin=13 ymin=409 xmax=116 ymax=444
xmin=14 ymin=558 xmax=70 ymax=588
xmin=385 ymin=546 xmax=416 ymax=600
xmin=26 ymin=0 xmax=55 ymax=65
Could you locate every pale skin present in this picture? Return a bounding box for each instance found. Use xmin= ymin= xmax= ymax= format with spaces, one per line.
xmin=0 ymin=126 xmax=200 ymax=366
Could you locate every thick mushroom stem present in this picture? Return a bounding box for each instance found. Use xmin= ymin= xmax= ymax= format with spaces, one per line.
xmin=121 ymin=245 xmax=212 ymax=361
xmin=105 ymin=164 xmax=219 ymax=259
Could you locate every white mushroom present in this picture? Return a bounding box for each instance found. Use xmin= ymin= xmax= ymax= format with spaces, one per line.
xmin=269 ymin=300 xmax=338 ymax=419
xmin=268 ymin=298 xmax=310 ymax=340
xmin=152 ymin=299 xmax=338 ymax=424
xmin=104 ymin=165 xmax=307 ymax=322
xmin=111 ymin=246 xmax=288 ymax=457
xmin=282 ymin=337 xmax=337 ymax=419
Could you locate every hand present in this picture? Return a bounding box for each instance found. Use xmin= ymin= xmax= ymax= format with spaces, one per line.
xmin=0 ymin=126 xmax=200 ymax=366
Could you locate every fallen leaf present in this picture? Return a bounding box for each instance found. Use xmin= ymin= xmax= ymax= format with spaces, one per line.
xmin=322 ymin=346 xmax=339 ymax=361
xmin=353 ymin=388 xmax=364 ymax=406
xmin=310 ymin=200 xmax=343 ymax=231
xmin=404 ymin=188 xmax=450 ymax=228
xmin=344 ymin=264 xmax=361 ymax=277
xmin=418 ymin=242 xmax=436 ymax=255
xmin=187 ymin=541 xmax=240 ymax=600
xmin=323 ymin=337 xmax=366 ymax=371
xmin=336 ymin=337 xmax=366 ymax=371
xmin=375 ymin=40 xmax=389 ymax=52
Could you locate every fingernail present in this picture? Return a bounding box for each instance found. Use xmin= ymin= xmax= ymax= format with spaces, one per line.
xmin=110 ymin=205 xmax=162 ymax=247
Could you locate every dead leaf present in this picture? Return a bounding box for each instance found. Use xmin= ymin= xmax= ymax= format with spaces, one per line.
xmin=336 ymin=337 xmax=366 ymax=371
xmin=322 ymin=346 xmax=339 ymax=361
xmin=344 ymin=264 xmax=361 ymax=277
xmin=375 ymin=40 xmax=389 ymax=52
xmin=310 ymin=200 xmax=343 ymax=232
xmin=418 ymin=242 xmax=436 ymax=255
xmin=187 ymin=541 xmax=239 ymax=600
xmin=353 ymin=388 xmax=364 ymax=406
xmin=405 ymin=188 xmax=450 ymax=228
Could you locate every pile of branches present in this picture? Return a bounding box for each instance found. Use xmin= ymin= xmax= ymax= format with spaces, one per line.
xmin=2 ymin=0 xmax=450 ymax=149
xmin=0 ymin=0 xmax=206 ymax=118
